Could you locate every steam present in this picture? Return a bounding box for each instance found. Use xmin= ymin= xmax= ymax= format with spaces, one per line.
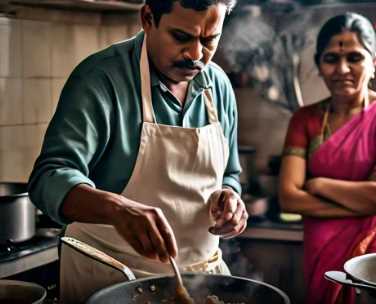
xmin=219 ymin=3 xmax=312 ymax=111
xmin=219 ymin=1 xmax=376 ymax=111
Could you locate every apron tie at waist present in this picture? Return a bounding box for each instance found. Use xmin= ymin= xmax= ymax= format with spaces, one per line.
xmin=183 ymin=250 xmax=222 ymax=273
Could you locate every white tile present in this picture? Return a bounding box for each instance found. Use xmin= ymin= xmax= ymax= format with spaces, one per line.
xmin=72 ymin=24 xmax=100 ymax=64
xmin=23 ymin=123 xmax=48 ymax=149
xmin=23 ymin=79 xmax=52 ymax=124
xmin=0 ymin=150 xmax=27 ymax=182
xmin=0 ymin=125 xmax=25 ymax=152
xmin=105 ymin=24 xmax=129 ymax=45
xmin=98 ymin=26 xmax=109 ymax=50
xmin=22 ymin=20 xmax=51 ymax=78
xmin=0 ymin=78 xmax=23 ymax=125
xmin=51 ymin=23 xmax=100 ymax=78
xmin=50 ymin=23 xmax=76 ymax=78
xmin=0 ymin=18 xmax=22 ymax=77
xmin=51 ymin=78 xmax=66 ymax=114
xmin=23 ymin=147 xmax=42 ymax=180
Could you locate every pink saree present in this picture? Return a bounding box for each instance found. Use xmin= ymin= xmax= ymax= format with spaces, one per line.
xmin=305 ymin=101 xmax=376 ymax=304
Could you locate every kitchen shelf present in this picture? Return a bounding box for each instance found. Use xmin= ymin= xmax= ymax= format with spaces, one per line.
xmin=9 ymin=0 xmax=144 ymax=11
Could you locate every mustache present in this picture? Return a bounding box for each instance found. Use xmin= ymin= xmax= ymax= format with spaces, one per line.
xmin=174 ymin=59 xmax=205 ymax=70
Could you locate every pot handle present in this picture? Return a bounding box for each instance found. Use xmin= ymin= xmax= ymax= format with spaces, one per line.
xmin=324 ymin=271 xmax=376 ymax=291
xmin=61 ymin=237 xmax=136 ymax=281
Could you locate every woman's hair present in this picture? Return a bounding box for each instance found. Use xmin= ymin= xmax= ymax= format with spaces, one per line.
xmin=314 ymin=12 xmax=376 ymax=66
xmin=145 ymin=0 xmax=237 ymax=26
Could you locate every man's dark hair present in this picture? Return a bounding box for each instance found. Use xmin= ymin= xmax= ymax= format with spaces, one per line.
xmin=314 ymin=12 xmax=376 ymax=66
xmin=145 ymin=0 xmax=237 ymax=26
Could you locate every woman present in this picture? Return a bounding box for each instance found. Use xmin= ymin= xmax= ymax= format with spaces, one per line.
xmin=279 ymin=12 xmax=376 ymax=304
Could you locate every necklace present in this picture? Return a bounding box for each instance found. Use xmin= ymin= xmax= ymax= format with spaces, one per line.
xmin=320 ymin=94 xmax=369 ymax=141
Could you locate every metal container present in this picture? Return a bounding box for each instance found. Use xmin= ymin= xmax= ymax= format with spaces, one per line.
xmin=0 ymin=182 xmax=36 ymax=243
xmin=325 ymin=253 xmax=376 ymax=302
xmin=0 ymin=280 xmax=46 ymax=304
xmin=61 ymin=237 xmax=291 ymax=304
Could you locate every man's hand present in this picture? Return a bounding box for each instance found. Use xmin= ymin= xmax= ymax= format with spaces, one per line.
xmin=63 ymin=184 xmax=177 ymax=263
xmin=111 ymin=195 xmax=178 ymax=263
xmin=208 ymin=188 xmax=248 ymax=239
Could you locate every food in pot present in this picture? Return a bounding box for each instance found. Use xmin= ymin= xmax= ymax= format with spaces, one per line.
xmin=205 ymin=295 xmax=224 ymax=304
xmin=175 ymin=284 xmax=195 ymax=304
xmin=205 ymin=295 xmax=245 ymax=304
xmin=168 ymin=294 xmax=245 ymax=304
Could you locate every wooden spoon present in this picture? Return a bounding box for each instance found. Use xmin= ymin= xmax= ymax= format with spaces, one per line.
xmin=169 ymin=256 xmax=195 ymax=304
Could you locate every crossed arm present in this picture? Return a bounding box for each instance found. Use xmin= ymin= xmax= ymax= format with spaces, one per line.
xmin=278 ymin=155 xmax=376 ymax=218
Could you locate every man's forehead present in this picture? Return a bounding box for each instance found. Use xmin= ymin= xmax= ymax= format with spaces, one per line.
xmin=159 ymin=2 xmax=226 ymax=33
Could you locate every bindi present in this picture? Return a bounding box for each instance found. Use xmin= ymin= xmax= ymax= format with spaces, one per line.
xmin=338 ymin=40 xmax=344 ymax=52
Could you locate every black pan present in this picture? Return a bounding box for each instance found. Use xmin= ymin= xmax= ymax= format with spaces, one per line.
xmin=61 ymin=237 xmax=290 ymax=304
xmin=86 ymin=273 xmax=290 ymax=304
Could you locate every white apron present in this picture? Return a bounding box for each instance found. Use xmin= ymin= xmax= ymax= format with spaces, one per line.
xmin=60 ymin=36 xmax=230 ymax=304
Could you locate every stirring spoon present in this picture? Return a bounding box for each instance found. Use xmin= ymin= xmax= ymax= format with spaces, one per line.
xmin=169 ymin=256 xmax=195 ymax=304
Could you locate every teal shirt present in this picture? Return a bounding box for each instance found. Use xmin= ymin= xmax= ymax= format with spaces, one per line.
xmin=28 ymin=31 xmax=241 ymax=225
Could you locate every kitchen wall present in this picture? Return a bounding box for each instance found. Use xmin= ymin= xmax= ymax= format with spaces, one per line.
xmin=1 ymin=2 xmax=376 ymax=181
xmin=0 ymin=7 xmax=141 ymax=181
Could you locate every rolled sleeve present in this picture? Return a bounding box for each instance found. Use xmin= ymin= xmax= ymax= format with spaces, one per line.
xmin=29 ymin=168 xmax=95 ymax=224
xmin=220 ymin=75 xmax=242 ymax=195
xmin=28 ymin=71 xmax=112 ymax=225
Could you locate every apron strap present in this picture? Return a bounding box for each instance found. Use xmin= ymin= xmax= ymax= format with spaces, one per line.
xmin=182 ymin=249 xmax=223 ymax=273
xmin=140 ymin=34 xmax=155 ymax=124
xmin=203 ymin=89 xmax=219 ymax=124
xmin=140 ymin=34 xmax=219 ymax=125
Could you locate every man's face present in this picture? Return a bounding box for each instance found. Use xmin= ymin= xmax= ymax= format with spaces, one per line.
xmin=142 ymin=2 xmax=227 ymax=84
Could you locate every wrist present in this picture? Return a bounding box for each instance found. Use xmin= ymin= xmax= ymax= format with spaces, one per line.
xmin=62 ymin=184 xmax=125 ymax=225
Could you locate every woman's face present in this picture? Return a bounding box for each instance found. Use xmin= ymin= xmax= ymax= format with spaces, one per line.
xmin=318 ymin=31 xmax=375 ymax=99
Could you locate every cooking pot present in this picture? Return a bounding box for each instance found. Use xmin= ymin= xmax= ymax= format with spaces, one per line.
xmin=325 ymin=253 xmax=376 ymax=302
xmin=61 ymin=237 xmax=291 ymax=304
xmin=87 ymin=273 xmax=290 ymax=304
xmin=0 ymin=280 xmax=47 ymax=304
xmin=0 ymin=182 xmax=36 ymax=243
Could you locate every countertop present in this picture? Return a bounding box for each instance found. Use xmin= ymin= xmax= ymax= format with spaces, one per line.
xmin=241 ymin=219 xmax=303 ymax=242
xmin=0 ymin=220 xmax=303 ymax=278
xmin=0 ymin=228 xmax=60 ymax=278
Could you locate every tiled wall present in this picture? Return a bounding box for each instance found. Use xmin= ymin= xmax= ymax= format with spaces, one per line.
xmin=0 ymin=9 xmax=141 ymax=181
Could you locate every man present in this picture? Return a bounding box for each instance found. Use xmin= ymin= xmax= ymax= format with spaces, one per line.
xmin=28 ymin=0 xmax=248 ymax=302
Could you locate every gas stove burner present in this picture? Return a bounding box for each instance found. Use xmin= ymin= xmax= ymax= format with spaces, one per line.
xmin=0 ymin=241 xmax=16 ymax=257
xmin=0 ymin=228 xmax=61 ymax=261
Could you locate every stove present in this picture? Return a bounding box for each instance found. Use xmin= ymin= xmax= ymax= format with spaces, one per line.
xmin=0 ymin=228 xmax=60 ymax=264
xmin=0 ymin=228 xmax=61 ymax=303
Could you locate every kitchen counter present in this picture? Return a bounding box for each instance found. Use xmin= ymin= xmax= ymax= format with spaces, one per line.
xmin=0 ymin=228 xmax=60 ymax=278
xmin=0 ymin=220 xmax=303 ymax=279
xmin=240 ymin=219 xmax=303 ymax=242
